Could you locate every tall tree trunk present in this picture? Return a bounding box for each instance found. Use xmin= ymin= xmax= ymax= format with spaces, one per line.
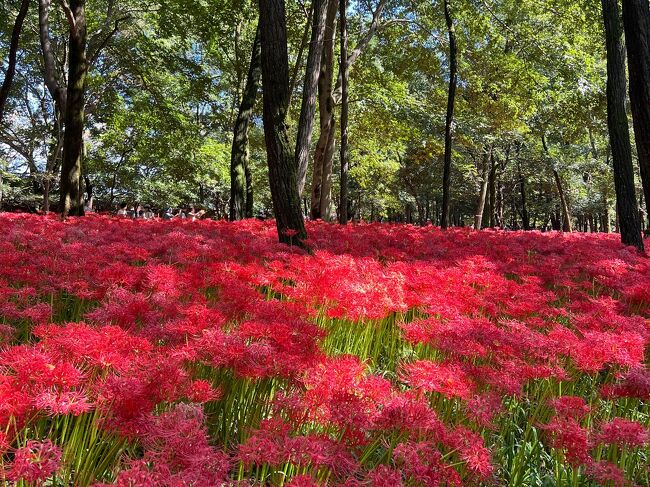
xmin=487 ymin=151 xmax=496 ymax=228
xmin=288 ymin=4 xmax=313 ymax=104
xmin=230 ymin=25 xmax=261 ymax=221
xmin=622 ymin=0 xmax=650 ymax=229
xmin=0 ymin=0 xmax=30 ymax=122
xmin=296 ymin=0 xmax=329 ymax=195
xmin=441 ymin=0 xmax=457 ymax=229
xmin=258 ymin=0 xmax=307 ymax=245
xmin=311 ymin=1 xmax=386 ymax=220
xmin=310 ymin=0 xmax=338 ymax=220
xmin=602 ymin=0 xmax=644 ymax=251
xmin=338 ymin=0 xmax=349 ymax=224
xmin=543 ymin=135 xmax=573 ymax=232
xmin=474 ymin=145 xmax=491 ymax=230
xmin=38 ymin=0 xmax=66 ymax=117
xmin=59 ymin=0 xmax=88 ymax=217
xmin=245 ymin=163 xmax=254 ymax=218
xmin=516 ymin=157 xmax=530 ymax=230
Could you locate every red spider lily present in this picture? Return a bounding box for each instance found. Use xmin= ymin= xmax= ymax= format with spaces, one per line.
xmin=592 ymin=418 xmax=650 ymax=448
xmin=6 ymin=439 xmax=62 ymax=485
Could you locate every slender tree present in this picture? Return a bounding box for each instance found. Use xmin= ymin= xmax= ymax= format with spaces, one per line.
xmin=339 ymin=0 xmax=349 ymax=224
xmin=542 ymin=135 xmax=573 ymax=232
xmin=310 ymin=0 xmax=338 ymax=220
xmin=602 ymin=0 xmax=644 ymax=251
xmin=441 ymin=0 xmax=457 ymax=229
xmin=296 ymin=0 xmax=329 ymax=195
xmin=0 ymin=0 xmax=30 ymax=122
xmin=258 ymin=0 xmax=307 ymax=245
xmin=622 ymin=0 xmax=650 ymax=227
xmin=59 ymin=0 xmax=88 ymax=217
xmin=230 ymin=25 xmax=262 ymax=221
xmin=474 ymin=145 xmax=492 ymax=230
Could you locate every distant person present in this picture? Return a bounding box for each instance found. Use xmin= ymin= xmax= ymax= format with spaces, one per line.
xmin=162 ymin=208 xmax=174 ymax=220
xmin=117 ymin=203 xmax=128 ymax=217
xmin=143 ymin=206 xmax=155 ymax=219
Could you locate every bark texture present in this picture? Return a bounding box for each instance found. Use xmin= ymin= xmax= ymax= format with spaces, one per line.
xmin=602 ymin=0 xmax=644 ymax=250
xmin=622 ymin=0 xmax=650 ymax=226
xmin=441 ymin=0 xmax=457 ymax=229
xmin=296 ymin=0 xmax=329 ymax=195
xmin=259 ymin=0 xmax=307 ymax=245
xmin=230 ymin=25 xmax=261 ymax=221
xmin=59 ymin=0 xmax=88 ymax=217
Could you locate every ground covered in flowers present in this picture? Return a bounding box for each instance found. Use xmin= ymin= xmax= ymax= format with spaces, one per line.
xmin=0 ymin=213 xmax=648 ymax=486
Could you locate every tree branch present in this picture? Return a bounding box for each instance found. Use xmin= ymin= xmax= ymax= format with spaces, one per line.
xmin=56 ymin=0 xmax=78 ymax=37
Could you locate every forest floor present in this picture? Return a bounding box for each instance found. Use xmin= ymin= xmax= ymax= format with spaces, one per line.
xmin=0 ymin=213 xmax=648 ymax=486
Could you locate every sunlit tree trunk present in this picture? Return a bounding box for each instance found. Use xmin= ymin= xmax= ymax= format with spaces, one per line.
xmin=441 ymin=0 xmax=457 ymax=229
xmin=59 ymin=0 xmax=88 ymax=217
xmin=259 ymin=0 xmax=307 ymax=245
xmin=296 ymin=0 xmax=329 ymax=195
xmin=310 ymin=0 xmax=338 ymax=220
xmin=474 ymin=145 xmax=491 ymax=230
xmin=230 ymin=25 xmax=261 ymax=221
xmin=602 ymin=0 xmax=644 ymax=251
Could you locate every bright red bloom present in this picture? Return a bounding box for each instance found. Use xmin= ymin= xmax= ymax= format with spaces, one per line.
xmin=593 ymin=418 xmax=650 ymax=448
xmin=7 ymin=439 xmax=62 ymax=485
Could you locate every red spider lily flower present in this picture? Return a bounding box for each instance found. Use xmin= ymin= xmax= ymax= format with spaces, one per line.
xmin=548 ymin=396 xmax=592 ymax=420
xmin=466 ymin=393 xmax=504 ymax=430
xmin=601 ymin=367 xmax=650 ymax=401
xmin=7 ymin=439 xmax=62 ymax=485
xmin=539 ymin=417 xmax=591 ymax=467
xmin=592 ymin=418 xmax=650 ymax=448
xmin=34 ymin=389 xmax=92 ymax=416
xmin=366 ymin=465 xmax=404 ymax=487
xmin=585 ymin=461 xmax=628 ymax=487
xmin=402 ymin=360 xmax=475 ymax=399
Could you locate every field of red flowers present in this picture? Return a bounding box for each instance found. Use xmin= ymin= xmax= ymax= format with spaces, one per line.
xmin=0 ymin=213 xmax=648 ymax=486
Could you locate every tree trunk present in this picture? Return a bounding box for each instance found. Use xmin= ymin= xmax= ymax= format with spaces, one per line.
xmin=602 ymin=0 xmax=644 ymax=251
xmin=38 ymin=0 xmax=67 ymax=117
xmin=441 ymin=0 xmax=458 ymax=229
xmin=288 ymin=4 xmax=313 ymax=104
xmin=0 ymin=0 xmax=30 ymax=122
xmin=311 ymin=1 xmax=386 ymax=219
xmin=339 ymin=0 xmax=349 ymax=224
xmin=516 ymin=153 xmax=530 ymax=230
xmin=487 ymin=151 xmax=497 ymax=228
xmin=622 ymin=0 xmax=650 ymax=229
xmin=245 ymin=162 xmax=254 ymax=218
xmin=296 ymin=0 xmax=329 ymax=195
xmin=310 ymin=0 xmax=338 ymax=220
xmin=230 ymin=24 xmax=261 ymax=221
xmin=258 ymin=0 xmax=307 ymax=245
xmin=542 ymin=135 xmax=573 ymax=232
xmin=474 ymin=145 xmax=491 ymax=230
xmin=59 ymin=0 xmax=88 ymax=217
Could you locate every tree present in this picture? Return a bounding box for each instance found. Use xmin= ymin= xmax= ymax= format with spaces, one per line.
xmin=441 ymin=0 xmax=457 ymax=229
xmin=339 ymin=0 xmax=349 ymax=224
xmin=602 ymin=0 xmax=644 ymax=250
xmin=295 ymin=0 xmax=329 ymax=195
xmin=258 ymin=0 xmax=307 ymax=245
xmin=59 ymin=0 xmax=88 ymax=217
xmin=622 ymin=0 xmax=650 ymax=228
xmin=230 ymin=24 xmax=261 ymax=221
xmin=0 ymin=0 xmax=30 ymax=122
